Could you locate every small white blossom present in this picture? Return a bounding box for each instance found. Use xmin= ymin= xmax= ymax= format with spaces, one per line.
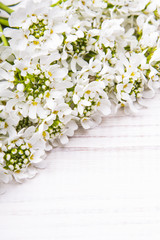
xmin=4 ymin=0 xmax=70 ymax=58
xmin=73 ymin=81 xmax=111 ymax=129
xmin=39 ymin=103 xmax=78 ymax=146
xmin=0 ymin=127 xmax=48 ymax=183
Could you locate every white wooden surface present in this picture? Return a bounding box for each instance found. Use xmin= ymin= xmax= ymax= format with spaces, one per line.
xmin=0 ymin=94 xmax=160 ymax=240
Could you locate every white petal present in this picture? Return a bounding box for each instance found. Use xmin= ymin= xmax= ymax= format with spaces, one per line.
xmin=81 ymin=118 xmax=92 ymax=129
xmin=73 ymin=94 xmax=79 ymax=104
xmin=6 ymin=99 xmax=18 ymax=111
xmin=9 ymin=9 xmax=27 ymax=27
xmin=53 ymin=68 xmax=68 ymax=79
xmin=71 ymin=58 xmax=77 ymax=73
xmin=37 ymin=104 xmax=49 ymax=119
xmin=29 ymin=104 xmax=37 ymax=119
xmin=60 ymin=135 xmax=68 ymax=145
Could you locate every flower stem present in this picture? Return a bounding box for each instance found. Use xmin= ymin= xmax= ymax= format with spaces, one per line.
xmin=0 ymin=18 xmax=9 ymax=27
xmin=0 ymin=2 xmax=14 ymax=14
xmin=51 ymin=0 xmax=67 ymax=7
xmin=0 ymin=24 xmax=9 ymax=46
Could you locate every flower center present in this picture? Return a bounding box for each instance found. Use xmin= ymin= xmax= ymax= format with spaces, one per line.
xmin=83 ymin=99 xmax=97 ymax=117
xmin=14 ymin=68 xmax=51 ymax=100
xmin=16 ymin=117 xmax=36 ymax=132
xmin=71 ymin=35 xmax=87 ymax=54
xmin=130 ymin=79 xmax=143 ymax=97
xmin=29 ymin=19 xmax=48 ymax=39
xmin=47 ymin=117 xmax=64 ymax=138
xmin=3 ymin=142 xmax=31 ymax=172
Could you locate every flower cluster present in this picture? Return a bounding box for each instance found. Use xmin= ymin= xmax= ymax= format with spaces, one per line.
xmin=0 ymin=0 xmax=160 ymax=184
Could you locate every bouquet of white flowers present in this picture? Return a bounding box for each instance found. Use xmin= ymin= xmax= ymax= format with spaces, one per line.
xmin=0 ymin=0 xmax=160 ymax=185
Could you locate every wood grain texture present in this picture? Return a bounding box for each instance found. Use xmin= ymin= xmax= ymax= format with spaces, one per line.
xmin=0 ymin=93 xmax=160 ymax=240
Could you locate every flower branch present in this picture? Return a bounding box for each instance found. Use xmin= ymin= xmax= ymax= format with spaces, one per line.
xmin=0 ymin=2 xmax=14 ymax=14
xmin=0 ymin=24 xmax=9 ymax=46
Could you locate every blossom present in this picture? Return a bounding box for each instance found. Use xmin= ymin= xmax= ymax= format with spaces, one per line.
xmin=0 ymin=127 xmax=48 ymax=183
xmin=1 ymin=55 xmax=72 ymax=120
xmin=4 ymin=0 xmax=71 ymax=58
xmin=0 ymin=104 xmax=19 ymax=137
xmin=72 ymin=81 xmax=111 ymax=129
xmin=38 ymin=102 xmax=78 ymax=146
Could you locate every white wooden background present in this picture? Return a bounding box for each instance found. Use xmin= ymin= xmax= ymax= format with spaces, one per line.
xmin=0 ymin=93 xmax=160 ymax=240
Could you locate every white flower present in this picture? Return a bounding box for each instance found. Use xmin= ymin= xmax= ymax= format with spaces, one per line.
xmin=113 ymin=49 xmax=160 ymax=111
xmin=39 ymin=103 xmax=78 ymax=146
xmin=100 ymin=18 xmax=125 ymax=47
xmin=105 ymin=0 xmax=150 ymax=13
xmin=0 ymin=126 xmax=48 ymax=183
xmin=114 ymin=53 xmax=145 ymax=108
xmin=4 ymin=0 xmax=70 ymax=57
xmin=0 ymin=104 xmax=19 ymax=137
xmin=1 ymin=56 xmax=72 ymax=120
xmin=137 ymin=15 xmax=159 ymax=48
xmin=73 ymin=81 xmax=111 ymax=129
xmin=0 ymin=46 xmax=14 ymax=81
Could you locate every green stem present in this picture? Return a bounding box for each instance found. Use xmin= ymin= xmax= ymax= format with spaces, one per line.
xmin=51 ymin=0 xmax=67 ymax=7
xmin=8 ymin=2 xmax=20 ymax=7
xmin=0 ymin=2 xmax=14 ymax=14
xmin=0 ymin=24 xmax=9 ymax=46
xmin=0 ymin=18 xmax=9 ymax=27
